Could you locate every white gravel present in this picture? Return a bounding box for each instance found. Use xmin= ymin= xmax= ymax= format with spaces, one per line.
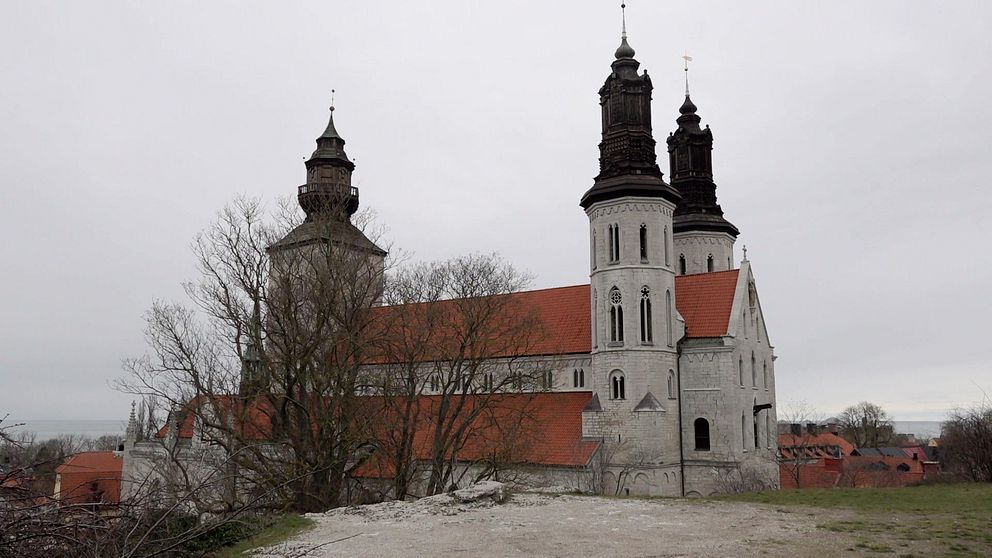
xmin=254 ymin=490 xmax=860 ymax=557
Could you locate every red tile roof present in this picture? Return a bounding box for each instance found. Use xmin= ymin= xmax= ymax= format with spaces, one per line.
xmin=367 ymin=274 xmax=739 ymax=363
xmin=356 ymin=391 xmax=600 ymax=476
xmin=674 ymin=270 xmax=740 ymax=338
xmin=55 ymin=451 xmax=122 ymax=505
xmin=778 ymin=433 xmax=856 ymax=457
xmin=161 ymin=392 xmax=600 ymax=471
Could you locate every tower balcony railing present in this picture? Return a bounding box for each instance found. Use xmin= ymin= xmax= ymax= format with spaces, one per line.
xmin=298 ymin=183 xmax=359 ymax=198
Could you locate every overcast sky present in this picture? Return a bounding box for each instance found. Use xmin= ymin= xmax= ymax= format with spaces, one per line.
xmin=2 ymin=1 xmax=990 ymax=423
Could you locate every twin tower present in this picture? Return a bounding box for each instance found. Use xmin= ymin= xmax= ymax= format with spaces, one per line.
xmin=579 ymin=29 xmax=741 ymax=460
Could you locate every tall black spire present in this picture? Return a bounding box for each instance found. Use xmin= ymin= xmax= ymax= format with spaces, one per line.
xmin=580 ymin=8 xmax=680 ymax=209
xmin=299 ymin=96 xmax=360 ymax=221
xmin=665 ymin=95 xmax=739 ymax=237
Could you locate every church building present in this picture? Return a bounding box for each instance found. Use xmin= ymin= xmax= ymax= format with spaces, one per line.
xmin=122 ymin=21 xmax=779 ymax=498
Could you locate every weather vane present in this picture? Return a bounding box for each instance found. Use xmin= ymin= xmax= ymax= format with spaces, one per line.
xmin=682 ymin=53 xmax=693 ymax=95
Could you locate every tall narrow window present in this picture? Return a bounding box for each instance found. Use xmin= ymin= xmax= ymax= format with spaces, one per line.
xmin=592 ymin=229 xmax=597 ymax=269
xmin=754 ymin=411 xmax=760 ymax=449
xmin=766 ymin=413 xmax=773 ymax=447
xmin=679 ymin=254 xmax=686 ymax=275
xmin=579 ymin=368 xmax=585 ymax=387
xmin=610 ymin=371 xmax=626 ymax=399
xmin=593 ymin=289 xmax=598 ymax=348
xmin=666 ymin=290 xmax=673 ymax=346
xmin=609 ymin=287 xmax=624 ymax=344
xmin=639 ymin=224 xmax=648 ymax=261
xmin=739 ymin=357 xmax=744 ymax=386
xmin=614 ymin=224 xmax=620 ymax=261
xmin=667 ymin=370 xmax=676 ymax=399
xmin=639 ymin=286 xmax=652 ymax=343
xmin=694 ymin=418 xmax=710 ymax=451
xmin=707 ymin=254 xmax=714 ymax=272
xmin=742 ymin=413 xmax=748 ymax=449
xmin=608 ymin=224 xmax=620 ymax=262
xmin=664 ymin=226 xmax=670 ymax=266
xmin=763 ymin=362 xmax=768 ymax=389
xmin=573 ymin=369 xmax=579 ymax=388
xmin=751 ymin=352 xmax=757 ymax=387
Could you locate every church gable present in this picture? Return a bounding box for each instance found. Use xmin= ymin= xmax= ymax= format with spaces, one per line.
xmin=726 ymin=262 xmax=771 ymax=346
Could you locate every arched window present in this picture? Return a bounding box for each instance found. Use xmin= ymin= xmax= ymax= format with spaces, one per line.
xmin=430 ymin=375 xmax=439 ymax=392
xmin=742 ymin=413 xmax=748 ymax=449
xmin=738 ymin=356 xmax=744 ymax=386
xmin=751 ymin=352 xmax=757 ymax=387
xmin=593 ymin=289 xmax=598 ymax=348
xmin=763 ymin=361 xmax=768 ymax=389
xmin=756 ymin=316 xmax=762 ymax=343
xmin=679 ymin=254 xmax=686 ymax=275
xmin=639 ymin=224 xmax=648 ymax=261
xmin=742 ymin=310 xmax=747 ymax=337
xmin=613 ymin=224 xmax=621 ymax=261
xmin=754 ymin=411 xmax=760 ymax=449
xmin=610 ymin=371 xmax=626 ymax=400
xmin=639 ymin=286 xmax=652 ymax=343
xmin=573 ymin=369 xmax=578 ymax=388
xmin=666 ymin=290 xmax=674 ymax=347
xmin=609 ymin=287 xmax=624 ymax=344
xmin=664 ymin=226 xmax=670 ymax=266
xmin=753 ymin=399 xmax=760 ymax=449
xmin=592 ymin=229 xmax=597 ymax=270
xmin=667 ymin=369 xmax=676 ymax=399
xmin=693 ymin=418 xmax=710 ymax=451
xmin=608 ymin=224 xmax=620 ymax=262
xmin=579 ymin=368 xmax=585 ymax=387
xmin=707 ymin=254 xmax=714 ymax=272
xmin=573 ymin=368 xmax=585 ymax=388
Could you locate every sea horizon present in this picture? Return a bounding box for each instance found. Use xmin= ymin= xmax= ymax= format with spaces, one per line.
xmin=3 ymin=418 xmax=946 ymax=443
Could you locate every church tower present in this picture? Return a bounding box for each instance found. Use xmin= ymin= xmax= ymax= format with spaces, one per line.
xmin=580 ymin=13 xmax=686 ymax=486
xmin=666 ymin=93 xmax=739 ymax=274
xmin=268 ymin=105 xmax=386 ymax=304
xmin=268 ymin=102 xmax=385 ymax=261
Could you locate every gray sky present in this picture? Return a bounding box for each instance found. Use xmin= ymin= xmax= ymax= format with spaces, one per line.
xmin=2 ymin=1 xmax=990 ymax=422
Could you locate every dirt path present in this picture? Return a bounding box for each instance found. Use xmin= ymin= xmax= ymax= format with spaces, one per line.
xmin=256 ymin=492 xmax=871 ymax=557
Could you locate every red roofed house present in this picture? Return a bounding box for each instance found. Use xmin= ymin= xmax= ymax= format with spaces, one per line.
xmin=54 ymin=451 xmax=123 ymax=507
xmin=122 ymin=23 xmax=779 ymax=499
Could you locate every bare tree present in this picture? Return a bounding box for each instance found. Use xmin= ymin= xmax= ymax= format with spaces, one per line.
xmin=838 ymin=401 xmax=894 ymax=448
xmin=776 ymin=401 xmax=827 ymax=489
xmin=119 ymin=196 xmax=391 ymax=513
xmin=941 ymin=400 xmax=992 ymax=482
xmin=374 ymin=254 xmax=551 ymax=497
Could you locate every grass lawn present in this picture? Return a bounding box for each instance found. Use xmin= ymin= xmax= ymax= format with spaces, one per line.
xmin=721 ymin=483 xmax=992 ymax=557
xmin=212 ymin=514 xmax=315 ymax=558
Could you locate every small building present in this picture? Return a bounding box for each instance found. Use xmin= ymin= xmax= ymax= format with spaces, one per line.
xmin=54 ymin=451 xmax=123 ymax=506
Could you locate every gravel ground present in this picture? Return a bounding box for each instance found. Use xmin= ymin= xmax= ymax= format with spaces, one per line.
xmin=255 ymin=489 xmax=868 ymax=558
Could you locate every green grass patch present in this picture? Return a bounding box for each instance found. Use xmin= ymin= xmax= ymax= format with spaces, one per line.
xmin=719 ymin=482 xmax=992 ymax=514
xmin=212 ymin=514 xmax=315 ymax=558
xmin=718 ymin=483 xmax=992 ymax=558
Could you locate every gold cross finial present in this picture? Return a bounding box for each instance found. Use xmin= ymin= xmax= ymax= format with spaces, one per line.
xmin=330 ymin=89 xmax=335 ymax=112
